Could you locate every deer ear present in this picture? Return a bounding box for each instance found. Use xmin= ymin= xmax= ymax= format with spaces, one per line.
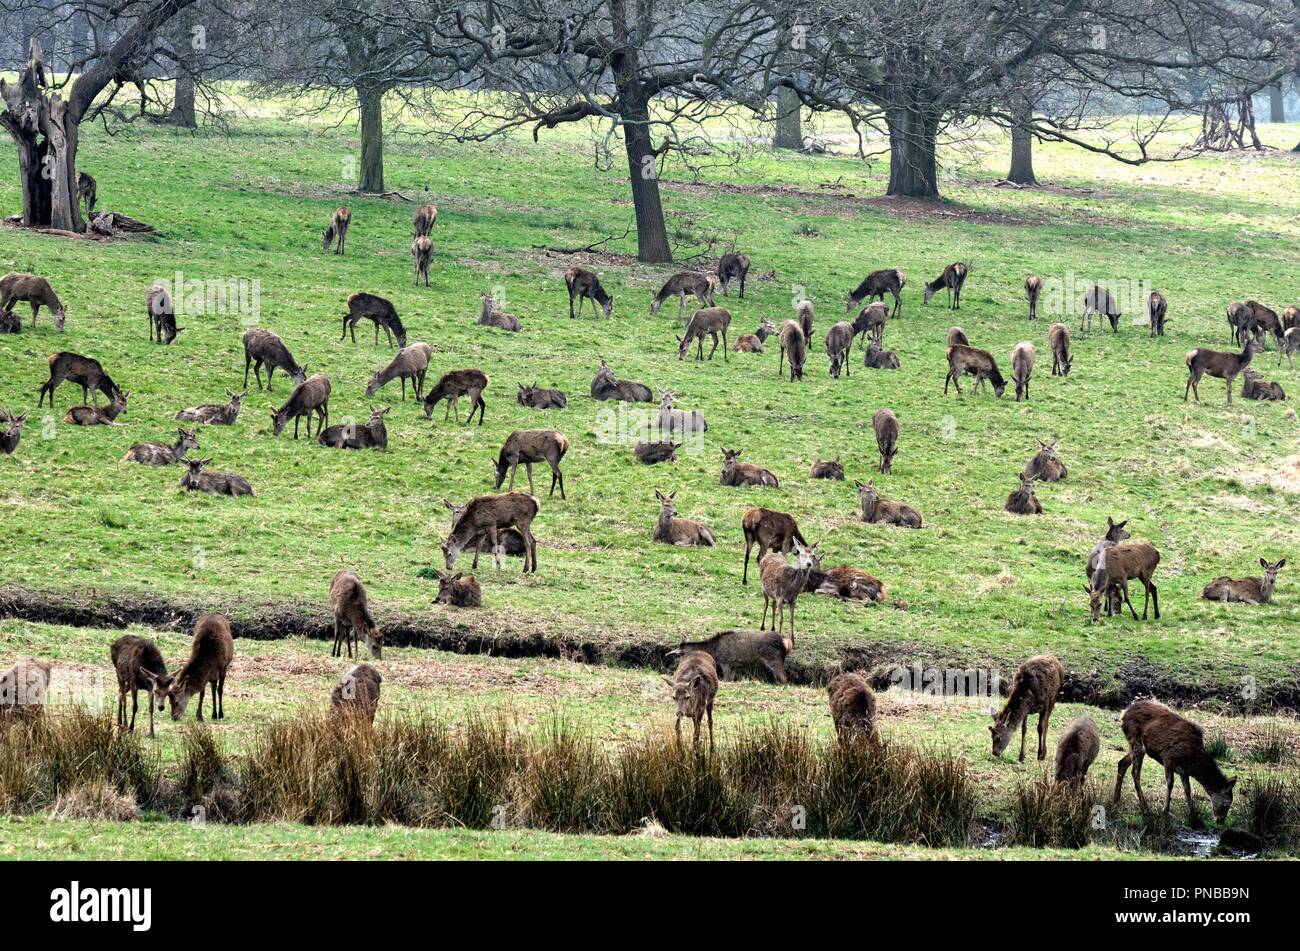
xmin=669 ymin=491 xmax=676 ymax=500
xmin=1261 ymin=558 xmax=1269 ymax=569
xmin=1277 ymin=559 xmax=1286 ymax=569
xmin=1226 ymin=776 xmax=1238 ymax=790
xmin=655 ymin=490 xmax=664 ymax=501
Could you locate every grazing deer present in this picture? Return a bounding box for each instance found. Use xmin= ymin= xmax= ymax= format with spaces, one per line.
xmin=342 ymin=292 xmax=406 ymax=348
xmin=923 ymin=262 xmax=968 ymax=309
xmin=443 ymin=492 xmax=540 ymax=573
xmin=1047 ymin=322 xmax=1072 ymax=377
xmin=1005 ymin=474 xmax=1043 ymax=515
xmin=124 ymin=428 xmax=199 ymax=466
xmin=863 ymin=340 xmax=900 ymax=370
xmin=759 ymin=538 xmax=818 ymax=643
xmin=0 ymin=410 xmax=29 ymax=455
xmin=1012 ymin=341 xmax=1035 ymax=401
xmin=851 ymin=303 xmax=887 ymax=346
xmin=658 ymin=391 xmax=707 ymax=436
xmin=1085 ymin=516 xmax=1132 ymax=616
xmin=330 ymin=570 xmax=383 ymax=659
xmin=590 ymin=360 xmax=653 ymax=403
xmin=778 ymin=319 xmax=807 ymax=381
xmin=810 ymin=455 xmax=844 ymax=480
xmin=677 ymin=306 xmax=731 ymax=361
xmin=111 ymin=634 xmax=173 ymax=737
xmin=873 ymin=408 xmax=898 ymax=474
xmin=0 ymin=272 xmax=66 ymax=331
xmin=366 ymin=345 xmax=430 ymax=400
xmin=636 ymin=440 xmax=681 ymax=464
xmin=178 ymin=458 xmax=255 ymax=496
xmin=741 ymin=507 xmax=806 ymax=585
xmin=65 ymin=389 xmax=128 ymax=426
xmin=319 ymin=406 xmax=389 ymax=450
xmin=1240 ymin=368 xmax=1285 ymax=401
xmin=1184 ymin=338 xmax=1261 ymax=405
xmin=666 ymin=631 xmax=790 ymax=684
xmin=517 ymin=383 xmax=566 ymax=409
xmin=564 ymin=266 xmax=613 ymax=319
xmin=242 ymin=329 xmax=306 ymax=392
xmin=653 ymin=490 xmax=715 ymax=546
xmin=946 ymin=326 xmax=969 ymax=348
xmin=717 ymin=251 xmax=750 ymax=298
xmin=652 ymin=271 xmax=716 ymax=316
xmin=412 ymin=236 xmax=433 ymax=286
xmin=1237 ymin=300 xmax=1283 ymax=347
xmin=1082 ymin=284 xmax=1119 ymax=333
xmin=1202 ymin=558 xmax=1285 ymax=604
xmin=944 ymin=344 xmax=1006 ymax=397
xmin=478 ymin=292 xmax=521 ymax=332
xmin=990 ymin=655 xmax=1063 ymax=761
xmin=77 ymin=170 xmax=97 ymax=214
xmin=721 ymin=448 xmax=778 ymax=487
xmin=1022 ymin=439 xmax=1067 ymax=482
xmin=413 ymin=203 xmax=437 ymax=237
xmin=795 ymin=298 xmax=815 ymax=343
xmin=1025 ymin=275 xmax=1041 ymax=320
xmin=270 ymin=373 xmax=331 ymax=438
xmin=1148 ymin=291 xmax=1167 ymax=337
xmin=665 ymin=651 xmax=718 ymax=752
xmin=846 ymin=268 xmax=906 ymax=318
xmin=734 ymin=319 xmax=776 ymax=353
xmin=323 ymin=207 xmax=350 ymax=254
xmin=0 ymin=658 xmax=51 ymax=719
xmin=828 ymin=672 xmax=877 ymax=743
xmin=146 ymin=283 xmax=182 ymax=343
xmin=434 ymin=571 xmax=482 ymax=607
xmin=825 ymin=321 xmax=855 ymax=378
xmin=422 ymin=369 xmax=488 ymax=425
xmin=38 ymin=352 xmax=120 ymax=408
xmin=166 ymin=614 xmax=234 ymax=722
xmin=441 ymin=499 xmax=528 ymax=569
xmin=855 ymin=479 xmax=922 ymax=528
xmin=1113 ymin=699 xmax=1237 ymax=826
xmin=494 ymin=429 xmax=569 ymax=498
xmin=1278 ymin=327 xmax=1300 ymax=368
xmin=331 ymin=663 xmax=383 ymax=724
xmin=1054 ymin=717 xmax=1100 ymax=788
xmin=1087 ymin=541 xmax=1161 ymax=622
xmin=176 ymin=389 xmax=243 ymax=425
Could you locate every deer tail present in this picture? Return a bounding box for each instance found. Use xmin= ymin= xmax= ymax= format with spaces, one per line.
xmin=782 ymin=637 xmax=793 ymax=654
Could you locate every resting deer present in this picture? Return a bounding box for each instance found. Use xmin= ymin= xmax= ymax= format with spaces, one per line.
xmin=478 ymin=293 xmax=521 ymax=332
xmin=434 ymin=571 xmax=482 ymax=608
xmin=591 ymin=360 xmax=653 ymax=403
xmin=741 ymin=507 xmax=806 ymax=585
xmin=1021 ymin=439 xmax=1067 ymax=482
xmin=323 ymin=207 xmax=350 ymax=254
xmin=318 ymin=406 xmax=389 ymax=450
xmin=565 ymin=266 xmax=613 ymax=318
xmin=1025 ymin=275 xmax=1041 ymax=320
xmin=636 ymin=440 xmax=680 ymax=464
xmin=178 ymin=458 xmax=255 ymax=496
xmin=677 ymin=306 xmax=731 ymax=361
xmin=863 ymin=340 xmax=900 ymax=369
xmin=1240 ymin=368 xmax=1285 ymax=401
xmin=721 ymin=448 xmax=778 ymax=487
xmin=652 ymin=271 xmax=716 ymax=316
xmin=759 ymin=538 xmax=818 ymax=642
xmin=1202 ymin=558 xmax=1285 ymax=604
xmin=1184 ymin=338 xmax=1261 ymax=405
xmin=1005 ymin=474 xmax=1043 ymax=515
xmin=653 ymin=490 xmax=715 ymax=546
xmin=990 ymin=655 xmax=1063 ymax=762
xmin=734 ymin=319 xmax=776 ymax=353
xmin=123 ymin=428 xmax=199 ymax=466
xmin=846 ymin=268 xmax=905 ymax=318
xmin=176 ymin=389 xmax=243 ymax=426
xmin=0 ymin=410 xmax=29 ymax=455
xmin=658 ymin=391 xmax=707 ymax=437
xmin=923 ymin=262 xmax=968 ymax=309
xmin=65 ymin=389 xmax=128 ymax=426
xmin=810 ymin=455 xmax=844 ymax=480
xmin=494 ymin=429 xmax=569 ymax=498
xmin=517 ymin=383 xmax=566 ymax=409
xmin=855 ymin=479 xmax=921 ymax=528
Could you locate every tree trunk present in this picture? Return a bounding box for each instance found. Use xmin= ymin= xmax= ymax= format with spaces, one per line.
xmin=358 ymin=87 xmax=384 ymax=193
xmin=1 ymin=39 xmax=79 ymax=231
xmin=1269 ymin=84 xmax=1285 ymax=123
xmin=170 ymin=73 xmax=197 ymax=128
xmin=1008 ymin=120 xmax=1037 ymax=185
xmin=885 ymin=105 xmax=940 ymax=198
xmin=608 ymin=36 xmax=671 ymax=263
xmin=774 ymin=86 xmax=802 ymax=150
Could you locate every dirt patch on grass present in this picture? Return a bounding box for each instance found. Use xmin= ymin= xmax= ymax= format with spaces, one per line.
xmin=1232 ymin=454 xmax=1300 ymax=494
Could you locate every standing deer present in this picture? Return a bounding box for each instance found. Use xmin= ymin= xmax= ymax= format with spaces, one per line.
xmin=795 ymin=298 xmax=815 ymax=344
xmin=721 ymin=448 xmax=778 ymax=487
xmin=1278 ymin=327 xmax=1300 ymax=368
xmin=1184 ymin=338 xmax=1262 ymax=405
xmin=677 ymin=306 xmax=731 ymax=361
xmin=1082 ymin=284 xmax=1119 ymax=333
xmin=825 ymin=321 xmax=855 ymax=377
xmin=1202 ymin=558 xmax=1285 ymax=604
xmin=65 ymin=389 xmax=128 ymax=426
xmin=366 ymin=344 xmax=430 ymax=400
xmin=166 ymin=614 xmax=234 ymax=722
xmin=759 ymin=538 xmax=818 ymax=643
xmin=146 ymin=283 xmax=182 ymax=343
xmin=653 ymin=490 xmax=715 ymax=546
xmin=741 ymin=507 xmax=806 ymax=585
xmin=1047 ymin=322 xmax=1072 ymax=377
xmin=565 ymin=266 xmax=614 ymax=318
xmin=846 ymin=268 xmax=906 ymax=317
xmin=423 ymin=369 xmax=488 ymax=424
xmin=330 ymin=570 xmax=383 ymax=659
xmin=77 ymin=170 xmax=97 ymax=214
xmin=242 ymin=329 xmax=306 ymax=392
xmin=1087 ymin=541 xmax=1161 ymax=622
xmin=652 ymin=271 xmax=716 ymax=316
xmin=1005 ymin=474 xmax=1043 ymax=515
xmin=318 ymin=406 xmax=389 ymax=450
xmin=111 ymin=634 xmax=173 ymax=737
xmin=323 ymin=207 xmax=350 ymax=254
xmin=1148 ymin=291 xmax=1167 ymax=337
xmin=1012 ymin=341 xmax=1035 ymax=401
xmin=413 ymin=203 xmax=437 ymax=237
xmin=778 ymin=319 xmax=807 ymax=381
xmin=123 ymin=428 xmax=199 ymax=465
xmin=1021 ymin=439 xmax=1067 ymax=482
xmin=990 ymin=655 xmax=1063 ymax=762
xmin=270 ymin=373 xmax=331 ymax=438
xmin=665 ymin=651 xmax=718 ymax=753
xmin=412 ymin=236 xmax=432 ymax=286
xmin=828 ymin=672 xmax=877 ymax=743
xmin=873 ymin=408 xmax=898 ymax=474
xmin=342 ymin=292 xmax=407 ymax=348
xmin=855 ymin=479 xmax=922 ymax=528
xmin=1054 ymin=717 xmax=1100 ymax=788
xmin=0 ymin=272 xmax=66 ymax=331
xmin=178 ymin=458 xmax=255 ymax=496
xmin=443 ymin=492 xmax=540 ymax=573
xmin=0 ymin=410 xmax=29 ymax=455
xmin=1025 ymin=275 xmax=1041 ymax=320
xmin=494 ymin=429 xmax=569 ymax=498
xmin=331 ymin=664 xmax=383 ymax=723
xmin=38 ymin=352 xmax=120 ymax=407
xmin=947 ymin=326 xmax=969 ymax=348
xmin=923 ymin=262 xmax=968 ymax=309
xmin=734 ymin=319 xmax=776 ymax=353
xmin=852 ymin=302 xmax=887 ymax=346
xmin=944 ymin=344 xmax=1006 ymax=397
xmin=717 ymin=252 xmax=751 ymax=298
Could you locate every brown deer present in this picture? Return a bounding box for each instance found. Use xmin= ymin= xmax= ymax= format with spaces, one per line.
xmin=653 ymin=490 xmax=715 ymax=547
xmin=146 ymin=283 xmax=182 ymax=343
xmin=65 ymin=388 xmax=128 ymax=426
xmin=443 ymin=492 xmax=540 ymax=573
xmin=810 ymin=455 xmax=844 ymax=480
xmin=1005 ymin=474 xmax=1043 ymax=515
xmin=651 ymin=271 xmax=716 ymax=316
xmin=77 ymin=170 xmax=97 ymax=214
xmin=855 ymin=479 xmax=921 ymax=528
xmin=677 ymin=306 xmax=731 ymax=361
xmin=323 ymin=207 xmax=350 ymax=254
xmin=124 ymin=428 xmax=199 ymax=466
xmin=166 ymin=614 xmax=234 ymax=722
xmin=635 ymin=440 xmax=681 ymax=464
xmin=1148 ymin=291 xmax=1167 ymax=337
xmin=828 ymin=672 xmax=877 ymax=743
xmin=178 ymin=457 xmax=255 ymax=496
xmin=434 ymin=571 xmax=483 ymax=607
xmin=1239 ymin=300 xmax=1283 ymax=347
xmin=342 ymin=292 xmax=406 ymax=348
xmin=366 ymin=344 xmax=430 ymax=400
xmin=1025 ymin=275 xmax=1041 ymax=320
xmin=1278 ymin=327 xmax=1300 ymax=368
xmin=825 ymin=321 xmax=855 ymax=377
xmin=441 ymin=499 xmax=528 ymax=570
xmin=851 ymin=302 xmax=887 ymax=346
xmin=846 ymin=268 xmax=906 ymax=317
xmin=1047 ymin=322 xmax=1072 ymax=376
xmin=517 ymin=383 xmax=567 ymax=409
xmin=330 ymin=570 xmax=383 ymax=659
xmin=778 ymin=319 xmax=807 ymax=381
xmin=0 ymin=311 xmax=18 ymax=333
xmin=1284 ymin=304 xmax=1300 ymax=332
xmin=733 ymin=319 xmax=776 ymax=353
xmin=1184 ymin=338 xmax=1262 ymax=405
xmin=242 ymin=329 xmax=306 ymax=392
xmin=591 ymin=360 xmax=654 ymax=403
xmin=478 ymin=292 xmax=521 ymax=332
xmin=38 ymin=352 xmax=121 ymax=407
xmin=494 ymin=429 xmax=569 ymax=498
xmin=923 ymin=262 xmax=968 ymax=309
xmin=721 ymin=448 xmax=778 ymax=487
xmin=1202 ymin=558 xmax=1285 ymax=604
xmin=717 ymin=251 xmax=751 ymax=298
xmin=1085 ymin=517 xmax=1132 ymax=617
xmin=741 ymin=507 xmax=806 ymax=585
xmin=0 ymin=410 xmax=29 ymax=455
xmin=990 ymin=655 xmax=1063 ymax=761
xmin=270 ymin=373 xmax=331 ymax=438
xmin=945 ymin=344 xmax=1006 ymax=397
xmin=1113 ymin=699 xmax=1237 ymax=826
xmin=795 ymin=298 xmax=815 ymax=343
xmin=318 ymin=406 xmax=389 ymax=450
xmin=873 ymin=408 xmax=898 ymax=474
xmin=0 ymin=272 xmax=66 ymax=331
xmin=1021 ymin=439 xmax=1067 ymax=482
xmin=759 ymin=538 xmax=818 ymax=643
xmin=1082 ymin=284 xmax=1119 ymax=333
xmin=565 ymin=266 xmax=614 ymax=319
xmin=0 ymin=658 xmax=51 ymax=719
xmin=176 ymin=389 xmax=243 ymax=426
xmin=422 ymin=369 xmax=488 ymax=424
xmin=1240 ymin=368 xmax=1285 ymax=401
xmin=1054 ymin=716 xmax=1100 ymax=788
xmin=412 ymin=236 xmax=433 ymax=286
xmin=863 ymin=339 xmax=900 ymax=370
xmin=666 ymin=631 xmax=790 ymax=684
xmin=331 ymin=663 xmax=383 ymax=724
xmin=1087 ymin=541 xmax=1161 ymax=622
xmin=413 ymin=203 xmax=437 ymax=237
xmin=665 ymin=651 xmax=718 ymax=752
xmin=946 ymin=326 xmax=969 ymax=347
xmin=1012 ymin=341 xmax=1035 ymax=401
xmin=805 ymin=551 xmax=887 ymax=604
xmin=111 ymin=634 xmax=173 ymax=737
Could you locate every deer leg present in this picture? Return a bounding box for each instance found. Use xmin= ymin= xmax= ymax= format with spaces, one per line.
xmin=1182 ymin=774 xmax=1200 ymax=827
xmin=551 ymin=463 xmax=564 ymax=499
xmin=675 ymin=712 xmax=682 ymax=747
xmin=742 ymin=539 xmax=753 ymax=585
xmin=525 ymin=461 xmax=535 ymax=497
xmin=760 ymin=594 xmax=769 ymax=630
xmin=1038 ymin=708 xmax=1051 ymax=760
xmin=1114 ymin=753 xmax=1132 ymax=804
xmin=1163 ymin=767 xmax=1175 ymax=815
xmin=1226 ymin=376 xmax=1234 ymax=405
xmin=788 ymin=601 xmax=796 ymax=644
xmin=692 ymin=714 xmax=700 ymax=749
xmin=507 ymin=461 xmax=517 ymax=492
xmin=148 ymin=687 xmax=155 ymax=738
xmin=707 ymin=702 xmax=714 ymax=756
xmin=708 ymin=332 xmax=720 ymax=361
xmin=1120 ymin=580 xmax=1139 ymax=620
xmin=129 ymin=688 xmax=138 ymax=733
xmin=1149 ymin=580 xmax=1159 ymax=619
xmin=217 ymin=674 xmax=225 ymax=719
xmin=195 ymin=683 xmax=206 ymax=722
xmin=526 ymin=525 xmax=537 ymax=573
xmin=489 ymin=527 xmax=502 ymax=570
xmin=117 ymin=688 xmax=125 ymax=728
xmin=1019 ymin=716 xmax=1028 ymax=762
xmin=1130 ymin=752 xmax=1149 ymax=812
xmin=332 ymin=619 xmax=342 ymax=657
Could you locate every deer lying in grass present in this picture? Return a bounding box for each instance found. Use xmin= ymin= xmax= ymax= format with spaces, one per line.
xmin=323 ymin=207 xmax=350 ymax=254
xmin=0 ymin=272 xmax=66 ymax=331
xmin=65 ymin=389 xmax=128 ymax=426
xmin=863 ymin=340 xmax=900 ymax=370
xmin=242 ymin=329 xmax=306 ymax=392
xmin=1240 ymin=368 xmax=1285 ymax=401
xmin=176 ymin=389 xmax=243 ymax=425
xmin=423 ymin=369 xmax=488 ymax=425
xmin=1114 ymin=699 xmax=1237 ymax=826
xmin=810 ymin=455 xmax=844 ymax=480
xmin=924 ymin=262 xmax=968 ymax=309
xmin=990 ymin=655 xmax=1062 ymax=761
xmin=366 ymin=345 xmax=430 ymax=400
xmin=667 ymin=631 xmax=790 ymax=683
xmin=828 ymin=672 xmax=877 ymax=743
xmin=167 ymin=614 xmax=234 ymax=722
xmin=721 ymin=448 xmax=778 ymax=487
xmin=178 ymin=457 xmax=255 ymax=496
xmin=124 ymin=428 xmax=199 ymax=465
xmin=805 ymin=551 xmax=887 ymax=604
xmin=1054 ymin=717 xmax=1100 ymax=788
xmin=635 ymin=440 xmax=680 ymax=465
xmin=1184 ymin=338 xmax=1261 ymax=405
xmin=825 ymin=321 xmax=855 ymax=377
xmin=1005 ymin=474 xmax=1043 ymax=515
xmin=331 ymin=663 xmax=382 ymax=724
xmin=342 ymin=292 xmax=407 ymax=348
xmin=677 ymin=306 xmax=731 ymax=361
xmin=665 ymin=651 xmax=718 ymax=752
xmin=759 ymin=538 xmax=818 ymax=643
xmin=734 ymin=319 xmax=776 ymax=353
xmin=778 ymin=319 xmax=807 ymax=381
xmin=412 ymin=236 xmax=432 ymax=287
xmin=590 ymin=360 xmax=653 ymax=403
xmin=478 ymin=292 xmax=521 ymax=332
xmin=1148 ymin=291 xmax=1167 ymax=337
xmin=1022 ymin=439 xmax=1067 ymax=482
xmin=494 ymin=429 xmax=569 ymax=498
xmin=652 ymin=271 xmax=716 ymax=316
xmin=1082 ymin=284 xmax=1119 ymax=333
xmin=319 ymin=406 xmax=389 ymax=450
xmin=146 ymin=283 xmax=182 ymax=343
xmin=846 ymin=268 xmax=905 ymax=318
xmin=38 ymin=352 xmax=120 ymax=407
xmin=1047 ymin=322 xmax=1072 ymax=376
xmin=565 ymin=266 xmax=614 ymax=318
xmin=947 ymin=326 xmax=969 ymax=348
xmin=795 ymin=298 xmax=815 ymax=343
xmin=741 ymin=507 xmax=806 ymax=585
xmin=271 ymin=373 xmax=331 ymax=438
xmin=434 ymin=571 xmax=482 ymax=607
xmin=0 ymin=311 xmax=18 ymax=333
xmin=1087 ymin=541 xmax=1161 ymax=622
xmin=856 ymin=479 xmax=922 ymax=528
xmin=517 ymin=383 xmax=566 ymax=409
xmin=1202 ymin=558 xmax=1285 ymax=604
xmin=873 ymin=408 xmax=898 ymax=474
xmin=717 ymin=252 xmax=750 ymax=298
xmin=77 ymin=170 xmax=97 ymax=214
xmin=653 ymin=490 xmax=715 ymax=546
xmin=851 ymin=302 xmax=886 ymax=346
xmin=413 ymin=203 xmax=437 ymax=237
xmin=111 ymin=634 xmax=172 ymax=737
xmin=945 ymin=344 xmax=1006 ymax=397
xmin=444 ymin=492 xmax=540 ymax=573
xmin=1025 ymin=275 xmax=1041 ymax=320
xmin=1012 ymin=341 xmax=1035 ymax=401
xmin=0 ymin=658 xmax=51 ymax=719
xmin=658 ymin=391 xmax=706 ymax=437
xmin=0 ymin=410 xmax=29 ymax=455
xmin=330 ymin=570 xmax=383 ymax=659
